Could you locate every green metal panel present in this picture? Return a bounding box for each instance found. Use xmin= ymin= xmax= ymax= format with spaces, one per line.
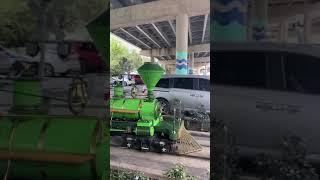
xmin=137 ymin=120 xmax=152 ymax=127
xmin=135 ymin=126 xmax=154 ymax=136
xmin=111 ymin=99 xmax=141 ymax=119
xmin=0 ymin=116 xmax=107 ymax=179
xmin=43 ymin=117 xmax=97 ymax=154
xmin=0 ymin=117 xmax=12 ymax=149
xmin=111 ymin=99 xmax=124 ymax=109
xmin=123 ymin=99 xmax=141 ymax=111
xmin=140 ymin=100 xmax=156 ymax=121
xmin=155 ymin=117 xmax=182 ymax=141
xmin=12 ymin=117 xmax=45 ymax=151
xmin=12 ymin=79 xmax=42 ymax=108
xmin=5 ymin=162 xmax=90 ymax=179
xmin=114 ymin=85 xmax=124 ymax=98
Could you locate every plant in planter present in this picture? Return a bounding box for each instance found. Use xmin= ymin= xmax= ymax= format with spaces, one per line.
xmin=110 ymin=169 xmax=148 ymax=180
xmin=255 ymin=135 xmax=318 ymax=180
xmin=164 ymin=164 xmax=196 ymax=180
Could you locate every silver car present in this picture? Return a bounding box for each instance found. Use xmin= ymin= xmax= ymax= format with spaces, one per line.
xmin=214 ymin=42 xmax=320 ymax=164
xmin=154 ymin=75 xmax=210 ymax=114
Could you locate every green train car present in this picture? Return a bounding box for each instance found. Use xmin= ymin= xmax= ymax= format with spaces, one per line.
xmin=0 ymin=78 xmax=108 ymax=180
xmin=110 ymin=62 xmax=201 ymax=154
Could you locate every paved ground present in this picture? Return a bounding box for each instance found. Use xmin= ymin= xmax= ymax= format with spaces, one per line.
xmin=110 ymin=133 xmax=210 ymax=179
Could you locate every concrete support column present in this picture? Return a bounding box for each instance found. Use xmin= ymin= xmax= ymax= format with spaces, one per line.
xmin=188 ymin=52 xmax=194 ymax=74
xmin=252 ymin=0 xmax=268 ymax=41
xmin=280 ymin=20 xmax=288 ymax=43
xmin=212 ymin=0 xmax=248 ymax=42
xmin=150 ymin=50 xmax=155 ymax=63
xmin=304 ymin=12 xmax=312 ymax=44
xmin=176 ymin=13 xmax=189 ymax=75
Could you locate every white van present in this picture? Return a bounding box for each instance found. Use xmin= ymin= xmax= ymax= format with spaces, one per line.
xmin=154 ymin=75 xmax=210 ymax=114
xmin=213 ymin=42 xmax=320 ymax=164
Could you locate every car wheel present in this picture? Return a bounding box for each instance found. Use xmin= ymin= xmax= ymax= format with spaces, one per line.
xmin=8 ymin=61 xmax=24 ymax=77
xmin=44 ymin=63 xmax=55 ymax=76
xmin=157 ymin=98 xmax=170 ymax=115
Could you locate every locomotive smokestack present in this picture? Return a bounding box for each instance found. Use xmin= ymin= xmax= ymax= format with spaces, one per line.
xmin=137 ymin=62 xmax=164 ymax=99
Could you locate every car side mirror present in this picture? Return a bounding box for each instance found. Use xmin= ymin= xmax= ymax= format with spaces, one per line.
xmin=57 ymin=42 xmax=71 ymax=60
xmin=26 ymin=42 xmax=40 ymax=57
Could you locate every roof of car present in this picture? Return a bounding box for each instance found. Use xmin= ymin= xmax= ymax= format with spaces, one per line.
xmin=161 ymin=74 xmax=210 ymax=79
xmin=213 ymin=42 xmax=320 ymax=58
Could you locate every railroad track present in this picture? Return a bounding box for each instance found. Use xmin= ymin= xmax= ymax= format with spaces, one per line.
xmin=110 ymin=132 xmax=210 ymax=159
xmin=110 ymin=131 xmax=210 ymax=179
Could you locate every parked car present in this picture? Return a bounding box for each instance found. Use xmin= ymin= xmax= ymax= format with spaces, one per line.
xmin=0 ymin=46 xmax=19 ymax=75
xmin=154 ymin=75 xmax=210 ymax=115
xmin=110 ymin=77 xmax=118 ymax=86
xmin=116 ymin=75 xmax=135 ymax=86
xmin=0 ymin=45 xmax=55 ymax=76
xmin=213 ymin=42 xmax=320 ymax=165
xmin=131 ymin=74 xmax=144 ymax=85
xmin=71 ymin=41 xmax=105 ymax=73
xmin=24 ymin=43 xmax=81 ymax=76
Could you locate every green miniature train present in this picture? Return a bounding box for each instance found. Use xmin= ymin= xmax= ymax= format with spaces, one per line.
xmin=110 ymin=62 xmax=201 ymax=153
xmin=0 ymin=77 xmax=108 ymax=180
xmin=0 ymin=10 xmax=109 ymax=179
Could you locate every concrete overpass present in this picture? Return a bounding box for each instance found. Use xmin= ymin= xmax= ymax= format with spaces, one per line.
xmin=110 ymin=0 xmax=210 ymax=74
xmin=110 ymin=0 xmax=320 ymax=74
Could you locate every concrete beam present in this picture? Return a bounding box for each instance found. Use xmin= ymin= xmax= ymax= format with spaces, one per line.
xmin=151 ymin=23 xmax=171 ymax=47
xmin=110 ymin=0 xmax=210 ymax=30
xmin=269 ymin=3 xmax=320 ymax=23
xmin=140 ymin=43 xmax=209 ymax=56
xmin=168 ymin=20 xmax=176 ymax=35
xmin=202 ymin=14 xmax=209 ymax=43
xmin=160 ymin=57 xmax=210 ymax=65
xmin=111 ymin=1 xmax=319 ymax=30
xmin=188 ymin=22 xmax=192 ymax=45
xmin=135 ymin=26 xmax=161 ymax=48
xmin=119 ymin=28 xmax=151 ymax=49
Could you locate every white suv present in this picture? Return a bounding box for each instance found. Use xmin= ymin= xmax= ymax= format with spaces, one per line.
xmin=154 ymin=75 xmax=210 ymax=114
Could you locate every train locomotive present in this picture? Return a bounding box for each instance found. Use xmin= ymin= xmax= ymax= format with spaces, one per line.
xmin=110 ymin=62 xmax=202 ymax=154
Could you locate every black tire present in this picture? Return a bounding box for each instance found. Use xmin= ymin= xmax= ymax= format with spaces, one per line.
xmin=79 ymin=59 xmax=87 ymax=74
xmin=8 ymin=61 xmax=24 ymax=77
xmin=157 ymin=98 xmax=170 ymax=115
xmin=44 ymin=63 xmax=55 ymax=76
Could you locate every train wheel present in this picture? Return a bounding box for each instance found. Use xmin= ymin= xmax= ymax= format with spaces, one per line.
xmin=126 ymin=137 xmax=134 ymax=149
xmin=138 ymin=138 xmax=150 ymax=152
xmin=159 ymin=139 xmax=171 ymax=153
xmin=151 ymin=135 xmax=162 ymax=153
xmin=122 ymin=135 xmax=134 ymax=149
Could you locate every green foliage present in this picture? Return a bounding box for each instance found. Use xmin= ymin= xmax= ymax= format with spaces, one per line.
xmin=110 ymin=169 xmax=148 ymax=180
xmin=0 ymin=0 xmax=107 ymax=47
xmin=110 ymin=37 xmax=144 ymax=76
xmin=255 ymin=135 xmax=318 ymax=180
xmin=0 ymin=0 xmax=35 ymax=47
xmin=164 ymin=164 xmax=197 ymax=180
